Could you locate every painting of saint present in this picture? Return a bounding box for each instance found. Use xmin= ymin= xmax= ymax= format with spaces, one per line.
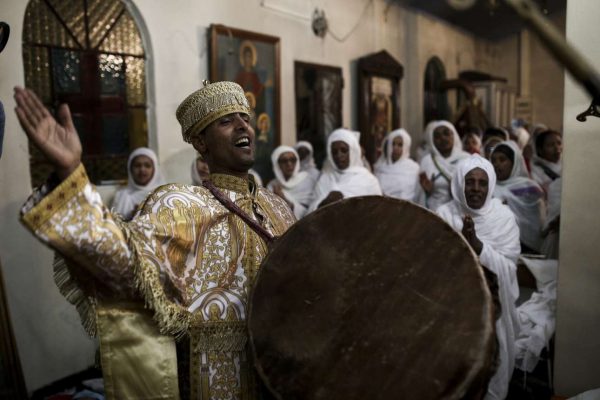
xmin=236 ymin=41 xmax=264 ymax=101
xmin=211 ymin=25 xmax=280 ymax=181
xmin=256 ymin=112 xmax=270 ymax=142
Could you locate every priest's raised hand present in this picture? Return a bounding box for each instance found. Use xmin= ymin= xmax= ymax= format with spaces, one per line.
xmin=14 ymin=87 xmax=81 ymax=180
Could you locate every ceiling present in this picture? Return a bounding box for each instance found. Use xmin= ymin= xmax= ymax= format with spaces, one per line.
xmin=392 ymin=0 xmax=566 ymax=41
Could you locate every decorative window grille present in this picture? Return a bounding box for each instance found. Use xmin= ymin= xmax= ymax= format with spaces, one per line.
xmin=23 ymin=0 xmax=148 ymax=186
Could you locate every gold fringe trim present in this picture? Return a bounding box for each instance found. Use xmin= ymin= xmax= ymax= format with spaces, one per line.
xmin=114 ymin=217 xmax=191 ymax=338
xmin=191 ymin=321 xmax=248 ymax=353
xmin=53 ymin=254 xmax=97 ymax=337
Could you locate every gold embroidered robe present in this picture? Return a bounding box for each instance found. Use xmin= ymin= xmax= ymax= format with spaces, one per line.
xmin=20 ymin=165 xmax=295 ymax=400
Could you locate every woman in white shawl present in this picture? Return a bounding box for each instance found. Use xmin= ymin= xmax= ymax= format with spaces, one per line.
xmin=267 ymin=145 xmax=316 ymax=219
xmin=309 ymin=128 xmax=382 ymax=212
xmin=437 ymin=155 xmax=521 ymax=400
xmin=530 ymin=129 xmax=562 ymax=195
xmin=295 ymin=140 xmax=320 ymax=181
xmin=491 ymin=141 xmax=545 ymax=253
xmin=374 ymin=129 xmax=420 ymax=201
xmin=112 ymin=147 xmax=165 ymax=220
xmin=419 ymin=120 xmax=469 ymax=211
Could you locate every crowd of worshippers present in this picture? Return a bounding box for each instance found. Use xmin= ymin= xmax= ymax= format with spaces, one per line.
xmin=111 ymin=119 xmax=561 ymax=398
xmin=113 ymin=121 xmax=562 ymax=399
xmin=115 ymin=120 xmax=562 ymax=262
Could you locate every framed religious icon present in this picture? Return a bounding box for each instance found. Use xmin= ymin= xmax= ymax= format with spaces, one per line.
xmin=294 ymin=61 xmax=343 ymax=167
xmin=357 ymin=50 xmax=403 ymax=165
xmin=210 ymin=24 xmax=281 ymax=182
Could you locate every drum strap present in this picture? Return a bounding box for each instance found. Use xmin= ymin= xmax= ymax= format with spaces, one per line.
xmin=202 ymin=179 xmax=275 ymax=244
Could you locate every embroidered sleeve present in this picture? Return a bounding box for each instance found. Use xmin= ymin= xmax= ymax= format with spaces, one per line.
xmin=20 ymin=164 xmax=135 ymax=287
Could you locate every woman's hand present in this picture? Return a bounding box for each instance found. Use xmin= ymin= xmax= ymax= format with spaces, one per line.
xmin=14 ymin=87 xmax=82 ymax=180
xmin=419 ymin=172 xmax=434 ymax=195
xmin=462 ymin=215 xmax=483 ymax=255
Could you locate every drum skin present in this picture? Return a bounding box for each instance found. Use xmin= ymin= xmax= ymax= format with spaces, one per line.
xmin=249 ymin=196 xmax=496 ymax=400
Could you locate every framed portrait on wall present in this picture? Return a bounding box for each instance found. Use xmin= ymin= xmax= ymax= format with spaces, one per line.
xmin=210 ymin=24 xmax=281 ymax=182
xmin=294 ymin=61 xmax=343 ymax=167
xmin=357 ymin=50 xmax=403 ymax=165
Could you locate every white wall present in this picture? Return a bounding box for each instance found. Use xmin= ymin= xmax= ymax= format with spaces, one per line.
xmin=553 ymin=0 xmax=600 ymax=395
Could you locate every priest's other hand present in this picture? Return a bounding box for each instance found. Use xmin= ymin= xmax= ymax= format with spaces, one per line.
xmin=462 ymin=215 xmax=483 ymax=255
xmin=14 ymin=87 xmax=82 ymax=181
xmin=318 ymin=190 xmax=344 ymax=209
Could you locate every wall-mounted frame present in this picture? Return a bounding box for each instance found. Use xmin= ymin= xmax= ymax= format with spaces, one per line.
xmin=357 ymin=50 xmax=403 ymax=165
xmin=294 ymin=61 xmax=343 ymax=167
xmin=210 ymin=24 xmax=281 ymax=182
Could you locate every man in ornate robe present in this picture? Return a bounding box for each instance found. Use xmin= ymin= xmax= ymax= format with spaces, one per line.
xmin=14 ymin=81 xmax=295 ymax=400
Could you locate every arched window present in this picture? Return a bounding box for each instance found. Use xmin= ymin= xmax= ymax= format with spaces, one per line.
xmin=22 ymin=0 xmax=148 ymax=186
xmin=423 ymin=56 xmax=449 ymax=126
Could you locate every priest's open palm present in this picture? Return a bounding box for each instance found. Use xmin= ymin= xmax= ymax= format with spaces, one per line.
xmin=14 ymin=87 xmax=82 ymax=180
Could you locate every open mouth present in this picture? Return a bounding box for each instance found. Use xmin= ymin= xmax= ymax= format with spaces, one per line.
xmin=234 ymin=136 xmax=251 ymax=148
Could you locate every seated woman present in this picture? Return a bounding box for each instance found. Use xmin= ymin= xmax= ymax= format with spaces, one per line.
xmin=309 ymin=128 xmax=382 ymax=211
xmin=437 ymin=155 xmax=520 ymax=400
xmin=491 ymin=141 xmax=545 ymax=253
xmin=191 ymin=154 xmax=210 ymax=185
xmin=419 ymin=121 xmax=469 ymax=211
xmin=111 ymin=147 xmax=164 ymax=220
xmin=267 ymin=145 xmax=316 ymax=219
xmin=462 ymin=130 xmax=482 ymax=155
xmin=481 ymin=135 xmax=503 ymax=160
xmin=374 ymin=129 xmax=420 ymax=202
xmin=295 ymin=140 xmax=320 ymax=181
xmin=530 ymin=129 xmax=562 ymax=195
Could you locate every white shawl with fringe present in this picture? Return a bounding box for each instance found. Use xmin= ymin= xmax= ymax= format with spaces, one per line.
xmin=437 ymin=155 xmax=521 ymax=400
xmin=374 ymin=129 xmax=420 ymax=201
xmin=309 ymin=129 xmax=381 ymax=212
xmin=419 ymin=120 xmax=469 ymax=211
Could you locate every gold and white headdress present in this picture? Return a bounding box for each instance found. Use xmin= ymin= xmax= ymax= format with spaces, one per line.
xmin=176 ymin=80 xmax=251 ymax=143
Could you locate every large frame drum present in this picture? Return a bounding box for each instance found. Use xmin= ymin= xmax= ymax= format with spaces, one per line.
xmin=249 ymin=196 xmax=496 ymax=399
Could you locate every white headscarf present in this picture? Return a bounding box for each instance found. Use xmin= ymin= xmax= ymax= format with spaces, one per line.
xmin=294 ymin=140 xmax=320 ymax=181
xmin=437 ymin=154 xmax=521 ymax=400
xmin=112 ymin=147 xmax=165 ymax=220
xmin=492 ymin=141 xmax=545 ymax=252
xmin=309 ymin=128 xmax=382 ymax=212
xmin=267 ymin=146 xmax=315 ymax=219
xmin=513 ymin=127 xmax=531 ymax=150
xmin=449 ymin=154 xmax=498 ymax=217
xmin=419 ymin=120 xmax=470 ymax=210
xmin=416 ymin=120 xmax=438 ymax=162
xmin=374 ymin=129 xmax=420 ymax=201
